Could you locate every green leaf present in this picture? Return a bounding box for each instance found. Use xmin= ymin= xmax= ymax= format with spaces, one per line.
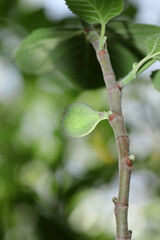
xmin=15 ymin=27 xmax=105 ymax=89
xmin=145 ymin=33 xmax=160 ymax=59
xmin=107 ymin=21 xmax=160 ymax=55
xmin=106 ymin=21 xmax=160 ymax=78
xmin=15 ymin=28 xmax=81 ymax=75
xmin=15 ymin=21 xmax=160 ymax=89
xmin=151 ymin=69 xmax=160 ymax=92
xmin=65 ymin=0 xmax=124 ymax=25
xmin=124 ymin=33 xmax=160 ymax=81
xmin=62 ymin=103 xmax=111 ymax=137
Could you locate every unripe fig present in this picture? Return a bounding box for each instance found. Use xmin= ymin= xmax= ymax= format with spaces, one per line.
xmin=62 ymin=102 xmax=112 ymax=137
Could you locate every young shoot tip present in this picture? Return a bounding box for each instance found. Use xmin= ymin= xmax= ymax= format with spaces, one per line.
xmin=129 ymin=154 xmax=135 ymax=161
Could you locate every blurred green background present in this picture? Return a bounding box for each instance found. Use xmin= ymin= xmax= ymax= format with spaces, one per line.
xmin=1 ymin=0 xmax=160 ymax=240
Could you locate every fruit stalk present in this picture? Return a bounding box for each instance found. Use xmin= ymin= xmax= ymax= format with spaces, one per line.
xmin=85 ymin=27 xmax=133 ymax=240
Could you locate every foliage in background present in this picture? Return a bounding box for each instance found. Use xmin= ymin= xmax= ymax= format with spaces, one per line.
xmin=1 ymin=0 xmax=160 ymax=240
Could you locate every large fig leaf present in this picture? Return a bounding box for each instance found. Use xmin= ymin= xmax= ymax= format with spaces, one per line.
xmin=15 ymin=28 xmax=81 ymax=75
xmin=15 ymin=27 xmax=104 ymax=89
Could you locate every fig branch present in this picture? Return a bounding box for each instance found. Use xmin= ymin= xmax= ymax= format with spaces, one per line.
xmin=84 ymin=24 xmax=133 ymax=240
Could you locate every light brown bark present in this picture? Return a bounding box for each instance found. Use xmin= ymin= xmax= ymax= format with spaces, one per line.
xmin=86 ymin=28 xmax=133 ymax=240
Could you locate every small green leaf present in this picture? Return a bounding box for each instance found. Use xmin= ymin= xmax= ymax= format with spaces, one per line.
xmin=121 ymin=32 xmax=160 ymax=85
xmin=151 ymin=69 xmax=160 ymax=92
xmin=145 ymin=33 xmax=160 ymax=59
xmin=62 ymin=103 xmax=111 ymax=137
xmin=65 ymin=0 xmax=124 ymax=25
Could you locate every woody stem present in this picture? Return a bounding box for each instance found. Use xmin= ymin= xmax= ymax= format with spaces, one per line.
xmin=85 ymin=27 xmax=133 ymax=240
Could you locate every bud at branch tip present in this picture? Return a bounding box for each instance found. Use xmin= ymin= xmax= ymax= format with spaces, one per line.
xmin=129 ymin=155 xmax=135 ymax=161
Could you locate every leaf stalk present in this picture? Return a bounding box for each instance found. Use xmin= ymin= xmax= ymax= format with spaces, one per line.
xmin=99 ymin=23 xmax=106 ymax=50
xmin=120 ymin=56 xmax=157 ymax=87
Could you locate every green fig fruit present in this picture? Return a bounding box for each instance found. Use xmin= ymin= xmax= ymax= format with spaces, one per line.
xmin=62 ymin=102 xmax=112 ymax=137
